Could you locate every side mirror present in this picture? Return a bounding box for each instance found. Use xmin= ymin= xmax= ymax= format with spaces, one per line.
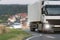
xmin=41 ymin=8 xmax=45 ymax=14
xmin=42 ymin=7 xmax=48 ymax=14
xmin=42 ymin=1 xmax=44 ymax=5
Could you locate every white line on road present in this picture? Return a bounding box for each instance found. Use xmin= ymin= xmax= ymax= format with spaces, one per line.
xmin=40 ymin=34 xmax=42 ymax=36
xmin=26 ymin=34 xmax=42 ymax=40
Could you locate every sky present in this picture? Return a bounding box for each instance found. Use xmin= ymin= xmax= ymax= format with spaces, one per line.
xmin=0 ymin=0 xmax=39 ymax=4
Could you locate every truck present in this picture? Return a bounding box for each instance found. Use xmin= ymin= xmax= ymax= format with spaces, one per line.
xmin=28 ymin=1 xmax=60 ymax=33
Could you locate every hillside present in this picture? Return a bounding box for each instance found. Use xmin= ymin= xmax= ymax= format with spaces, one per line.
xmin=0 ymin=4 xmax=27 ymax=15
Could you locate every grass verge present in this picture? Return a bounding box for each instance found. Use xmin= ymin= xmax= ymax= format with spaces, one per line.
xmin=0 ymin=29 xmax=31 ymax=40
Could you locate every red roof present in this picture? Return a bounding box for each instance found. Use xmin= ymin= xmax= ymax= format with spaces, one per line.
xmin=20 ymin=13 xmax=27 ymax=17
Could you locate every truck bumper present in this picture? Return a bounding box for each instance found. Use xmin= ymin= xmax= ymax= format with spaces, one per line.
xmin=53 ymin=27 xmax=60 ymax=31
xmin=52 ymin=25 xmax=60 ymax=31
xmin=43 ymin=24 xmax=60 ymax=32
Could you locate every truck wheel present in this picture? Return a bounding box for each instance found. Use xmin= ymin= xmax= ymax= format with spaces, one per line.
xmin=37 ymin=30 xmax=42 ymax=33
xmin=30 ymin=28 xmax=35 ymax=31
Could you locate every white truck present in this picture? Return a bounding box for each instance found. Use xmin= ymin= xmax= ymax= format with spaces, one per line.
xmin=28 ymin=1 xmax=60 ymax=33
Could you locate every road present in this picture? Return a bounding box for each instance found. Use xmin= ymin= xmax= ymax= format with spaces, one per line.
xmin=25 ymin=29 xmax=60 ymax=40
xmin=29 ymin=33 xmax=60 ymax=40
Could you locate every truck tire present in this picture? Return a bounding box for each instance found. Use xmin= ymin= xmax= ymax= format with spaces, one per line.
xmin=30 ymin=28 xmax=35 ymax=31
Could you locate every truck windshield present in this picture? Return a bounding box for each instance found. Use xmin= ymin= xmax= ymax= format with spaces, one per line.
xmin=46 ymin=5 xmax=60 ymax=15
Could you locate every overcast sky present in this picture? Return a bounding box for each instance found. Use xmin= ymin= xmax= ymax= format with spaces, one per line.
xmin=0 ymin=0 xmax=39 ymax=4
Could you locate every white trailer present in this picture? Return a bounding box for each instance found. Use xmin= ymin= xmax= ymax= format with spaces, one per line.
xmin=28 ymin=1 xmax=60 ymax=33
xmin=28 ymin=1 xmax=43 ymax=31
xmin=28 ymin=1 xmax=42 ymax=22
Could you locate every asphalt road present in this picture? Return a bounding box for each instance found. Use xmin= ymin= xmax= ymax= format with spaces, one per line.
xmin=30 ymin=33 xmax=60 ymax=40
xmin=25 ymin=29 xmax=60 ymax=40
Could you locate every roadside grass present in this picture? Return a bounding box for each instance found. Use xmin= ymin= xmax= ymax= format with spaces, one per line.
xmin=0 ymin=29 xmax=31 ymax=40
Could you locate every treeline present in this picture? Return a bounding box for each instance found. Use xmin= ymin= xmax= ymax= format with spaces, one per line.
xmin=0 ymin=4 xmax=27 ymax=15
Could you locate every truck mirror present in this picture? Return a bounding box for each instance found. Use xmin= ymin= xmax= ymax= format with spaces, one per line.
xmin=42 ymin=1 xmax=44 ymax=5
xmin=41 ymin=8 xmax=45 ymax=14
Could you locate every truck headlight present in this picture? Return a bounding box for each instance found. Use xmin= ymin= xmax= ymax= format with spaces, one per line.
xmin=45 ymin=24 xmax=50 ymax=29
xmin=44 ymin=24 xmax=51 ymax=30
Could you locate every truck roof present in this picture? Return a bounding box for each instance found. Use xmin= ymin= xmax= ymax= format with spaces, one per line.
xmin=44 ymin=1 xmax=60 ymax=5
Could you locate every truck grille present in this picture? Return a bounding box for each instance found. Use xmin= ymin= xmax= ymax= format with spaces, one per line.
xmin=47 ymin=19 xmax=60 ymax=31
xmin=46 ymin=19 xmax=60 ymax=25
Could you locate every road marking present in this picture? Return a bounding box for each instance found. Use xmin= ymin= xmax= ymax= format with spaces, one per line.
xmin=44 ymin=35 xmax=55 ymax=39
xmin=40 ymin=34 xmax=42 ymax=36
xmin=26 ymin=34 xmax=42 ymax=40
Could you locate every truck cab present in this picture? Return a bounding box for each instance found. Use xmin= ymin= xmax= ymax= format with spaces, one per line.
xmin=42 ymin=1 xmax=60 ymax=32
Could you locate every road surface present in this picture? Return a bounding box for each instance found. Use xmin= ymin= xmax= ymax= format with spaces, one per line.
xmin=29 ymin=33 xmax=60 ymax=40
xmin=25 ymin=29 xmax=60 ymax=40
